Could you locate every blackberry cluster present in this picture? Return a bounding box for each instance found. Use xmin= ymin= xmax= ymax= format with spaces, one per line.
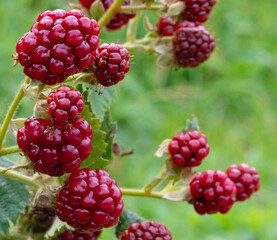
xmin=53 ymin=229 xmax=101 ymax=240
xmin=16 ymin=9 xmax=100 ymax=85
xmin=56 ymin=168 xmax=124 ymax=231
xmin=168 ymin=130 xmax=210 ymax=167
xmin=47 ymin=85 xmax=84 ymax=123
xmin=79 ymin=0 xmax=135 ymax=30
xmin=184 ymin=0 xmax=217 ymax=23
xmin=17 ymin=117 xmax=93 ymax=176
xmin=121 ymin=221 xmax=172 ymax=240
xmin=173 ymin=25 xmax=215 ymax=68
xmin=157 ymin=15 xmax=200 ymax=36
xmin=226 ymin=163 xmax=260 ymax=201
xmin=190 ymin=170 xmax=237 ymax=215
xmin=94 ymin=43 xmax=130 ymax=87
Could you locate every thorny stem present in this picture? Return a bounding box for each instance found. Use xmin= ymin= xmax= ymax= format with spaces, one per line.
xmin=0 ymin=77 xmax=30 ymax=147
xmin=98 ymin=0 xmax=126 ymax=28
xmin=121 ymin=188 xmax=164 ymax=199
xmin=0 ymin=146 xmax=21 ymax=156
xmin=0 ymin=167 xmax=43 ymax=189
xmin=120 ymin=4 xmax=165 ymax=13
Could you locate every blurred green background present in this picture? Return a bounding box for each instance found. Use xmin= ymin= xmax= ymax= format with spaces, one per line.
xmin=1 ymin=0 xmax=277 ymax=239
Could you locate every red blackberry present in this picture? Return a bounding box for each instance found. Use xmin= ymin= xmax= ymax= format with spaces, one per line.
xmin=189 ymin=170 xmax=237 ymax=215
xmin=17 ymin=117 xmax=93 ymax=176
xmin=47 ymin=85 xmax=84 ymax=123
xmin=56 ymin=168 xmax=124 ymax=231
xmin=173 ymin=25 xmax=215 ymax=68
xmin=79 ymin=0 xmax=135 ymax=30
xmin=157 ymin=15 xmax=200 ymax=36
xmin=121 ymin=221 xmax=172 ymax=240
xmin=226 ymin=163 xmax=260 ymax=201
xmin=16 ymin=9 xmax=100 ymax=85
xmin=168 ymin=130 xmax=210 ymax=167
xmin=59 ymin=229 xmax=101 ymax=240
xmin=184 ymin=0 xmax=217 ymax=23
xmin=94 ymin=43 xmax=130 ymax=87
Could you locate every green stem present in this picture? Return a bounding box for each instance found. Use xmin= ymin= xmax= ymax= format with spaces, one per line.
xmin=0 ymin=77 xmax=30 ymax=147
xmin=0 ymin=167 xmax=43 ymax=189
xmin=121 ymin=188 xmax=164 ymax=199
xmin=120 ymin=4 xmax=165 ymax=13
xmin=127 ymin=12 xmax=142 ymax=42
xmin=98 ymin=0 xmax=126 ymax=28
xmin=122 ymin=42 xmax=155 ymax=53
xmin=0 ymin=146 xmax=21 ymax=156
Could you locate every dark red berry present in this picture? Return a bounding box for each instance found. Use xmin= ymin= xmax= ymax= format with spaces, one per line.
xmin=16 ymin=9 xmax=100 ymax=85
xmin=17 ymin=117 xmax=93 ymax=176
xmin=59 ymin=229 xmax=101 ymax=240
xmin=94 ymin=43 xmax=130 ymax=87
xmin=157 ymin=15 xmax=200 ymax=36
xmin=189 ymin=170 xmax=237 ymax=215
xmin=47 ymin=85 xmax=84 ymax=123
xmin=168 ymin=130 xmax=210 ymax=167
xmin=184 ymin=0 xmax=217 ymax=23
xmin=121 ymin=221 xmax=172 ymax=240
xmin=79 ymin=0 xmax=135 ymax=30
xmin=226 ymin=163 xmax=260 ymax=201
xmin=56 ymin=168 xmax=124 ymax=231
xmin=173 ymin=25 xmax=215 ymax=68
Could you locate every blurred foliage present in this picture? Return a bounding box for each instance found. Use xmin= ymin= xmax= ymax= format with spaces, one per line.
xmin=0 ymin=0 xmax=277 ymax=239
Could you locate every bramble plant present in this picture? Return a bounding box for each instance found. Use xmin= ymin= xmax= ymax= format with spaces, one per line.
xmin=0 ymin=0 xmax=260 ymax=239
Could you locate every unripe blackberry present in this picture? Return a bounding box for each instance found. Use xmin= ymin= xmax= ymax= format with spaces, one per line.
xmin=16 ymin=9 xmax=100 ymax=85
xmin=17 ymin=117 xmax=93 ymax=176
xmin=79 ymin=0 xmax=135 ymax=30
xmin=168 ymin=130 xmax=210 ymax=167
xmin=56 ymin=168 xmax=124 ymax=231
xmin=226 ymin=163 xmax=260 ymax=201
xmin=157 ymin=15 xmax=200 ymax=36
xmin=173 ymin=25 xmax=215 ymax=68
xmin=94 ymin=43 xmax=130 ymax=87
xmin=189 ymin=170 xmax=237 ymax=215
xmin=121 ymin=221 xmax=172 ymax=240
xmin=47 ymin=85 xmax=84 ymax=123
xmin=57 ymin=229 xmax=101 ymax=240
xmin=184 ymin=0 xmax=217 ymax=23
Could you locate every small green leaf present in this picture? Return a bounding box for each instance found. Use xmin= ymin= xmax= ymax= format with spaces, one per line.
xmin=101 ymin=111 xmax=117 ymax=161
xmin=89 ymin=0 xmax=106 ymax=19
xmin=80 ymin=106 xmax=110 ymax=169
xmin=182 ymin=116 xmax=200 ymax=132
xmin=0 ymin=157 xmax=30 ymax=237
xmin=44 ymin=217 xmax=74 ymax=239
xmin=86 ymin=84 xmax=117 ymax=122
xmin=115 ymin=209 xmax=144 ymax=239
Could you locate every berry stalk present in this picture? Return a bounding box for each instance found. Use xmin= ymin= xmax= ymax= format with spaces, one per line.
xmin=120 ymin=4 xmax=165 ymax=13
xmin=0 ymin=77 xmax=30 ymax=147
xmin=0 ymin=167 xmax=43 ymax=189
xmin=120 ymin=188 xmax=164 ymax=199
xmin=98 ymin=0 xmax=126 ymax=28
xmin=0 ymin=146 xmax=21 ymax=156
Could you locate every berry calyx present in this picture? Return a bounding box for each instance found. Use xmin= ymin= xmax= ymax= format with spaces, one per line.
xmin=120 ymin=221 xmax=172 ymax=240
xmin=47 ymin=85 xmax=85 ymax=123
xmin=226 ymin=163 xmax=260 ymax=201
xmin=189 ymin=170 xmax=237 ymax=215
xmin=56 ymin=168 xmax=124 ymax=231
xmin=173 ymin=25 xmax=215 ymax=68
xmin=168 ymin=130 xmax=210 ymax=167
xmin=93 ymin=43 xmax=130 ymax=87
xmin=17 ymin=117 xmax=93 ymax=176
xmin=16 ymin=9 xmax=100 ymax=85
xmin=58 ymin=229 xmax=101 ymax=240
xmin=184 ymin=0 xmax=217 ymax=23
xmin=79 ymin=0 xmax=135 ymax=30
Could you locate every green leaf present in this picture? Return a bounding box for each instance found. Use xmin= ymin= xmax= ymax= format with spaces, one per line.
xmin=101 ymin=111 xmax=117 ymax=161
xmin=44 ymin=217 xmax=74 ymax=239
xmin=115 ymin=209 xmax=144 ymax=239
xmin=0 ymin=157 xmax=30 ymax=237
xmin=86 ymin=84 xmax=117 ymax=122
xmin=80 ymin=106 xmax=110 ymax=169
xmin=182 ymin=116 xmax=200 ymax=132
